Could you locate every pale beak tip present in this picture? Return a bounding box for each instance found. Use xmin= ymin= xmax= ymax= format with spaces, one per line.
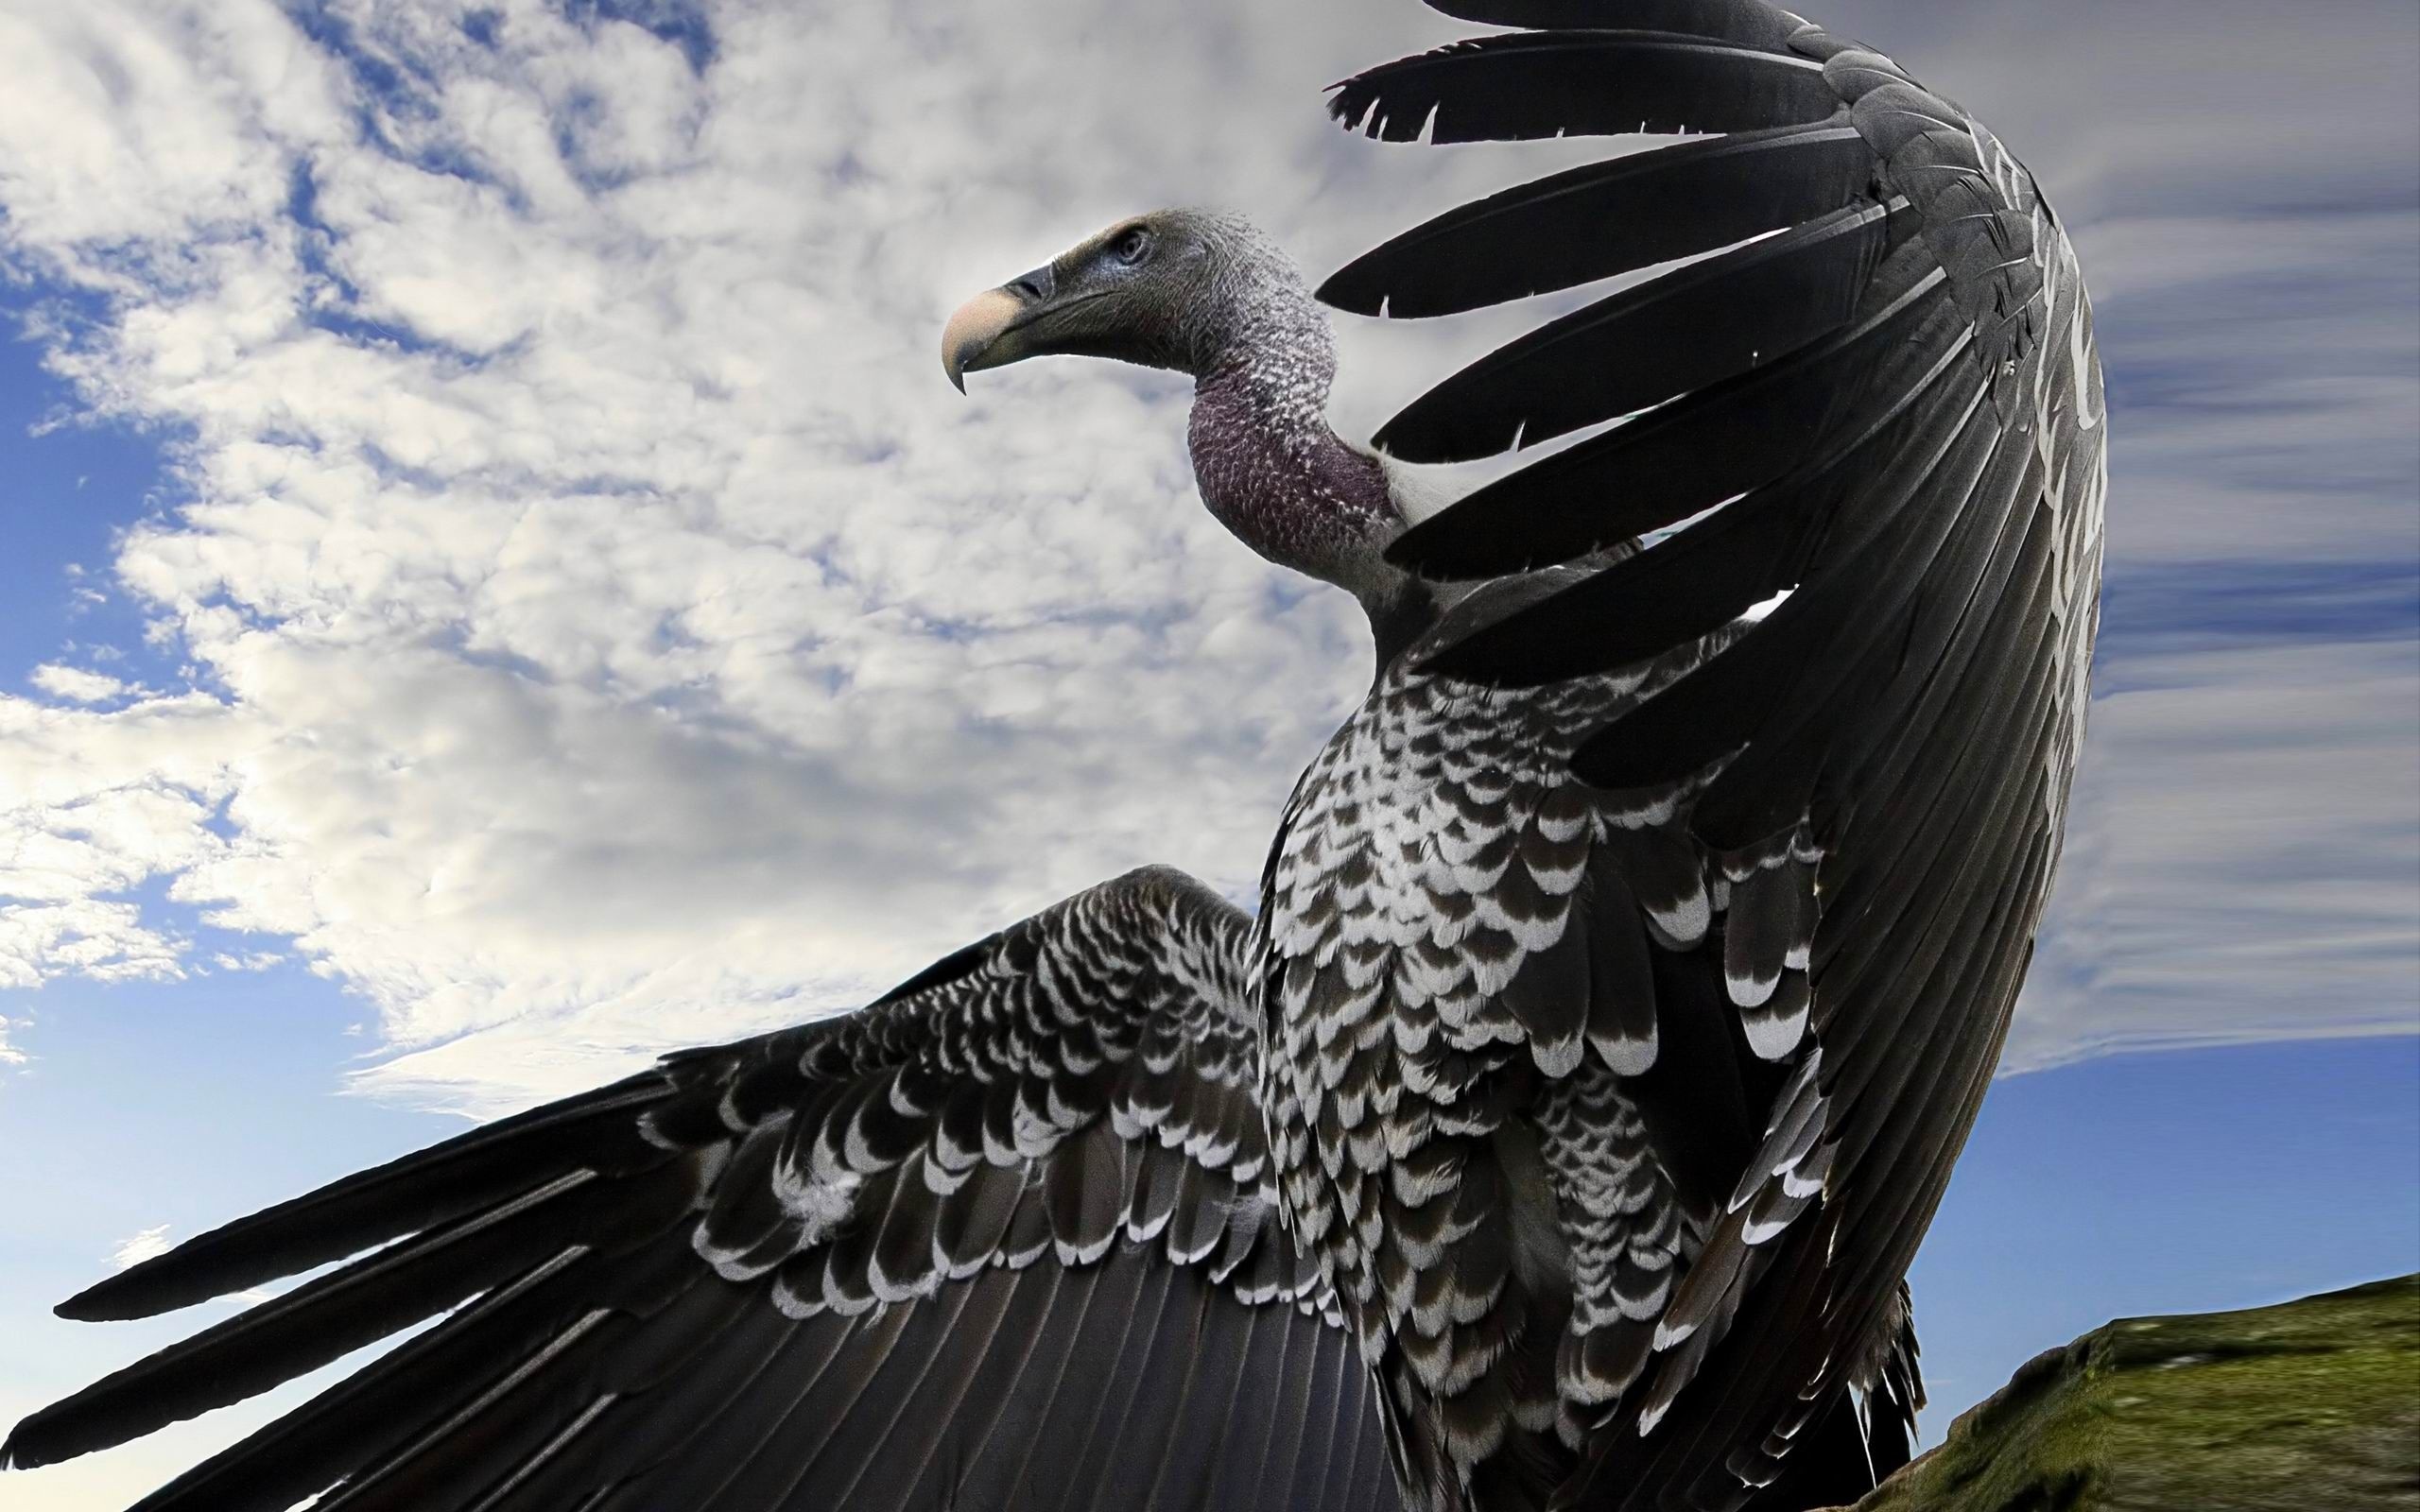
xmin=941 ymin=287 xmax=1025 ymax=397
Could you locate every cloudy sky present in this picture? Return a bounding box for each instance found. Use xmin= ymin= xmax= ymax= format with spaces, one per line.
xmin=0 ymin=0 xmax=2413 ymax=1506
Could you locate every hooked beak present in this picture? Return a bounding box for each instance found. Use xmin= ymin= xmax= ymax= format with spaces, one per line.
xmin=942 ymin=263 xmax=1057 ymax=393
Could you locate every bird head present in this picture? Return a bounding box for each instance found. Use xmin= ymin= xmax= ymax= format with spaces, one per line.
xmin=942 ymin=209 xmax=1312 ymax=391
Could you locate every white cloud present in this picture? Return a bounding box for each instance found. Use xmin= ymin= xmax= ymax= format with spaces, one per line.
xmin=0 ymin=0 xmax=2410 ymax=1115
xmin=26 ymin=667 xmax=129 ymax=705
xmin=2014 ymin=637 xmax=2420 ymax=1070
xmin=0 ymin=0 xmax=1436 ymax=1114
xmin=0 ymin=693 xmax=247 ymax=989
xmin=107 ymin=1225 xmax=174 ymax=1273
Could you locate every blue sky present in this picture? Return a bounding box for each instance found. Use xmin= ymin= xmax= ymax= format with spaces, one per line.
xmin=0 ymin=0 xmax=2414 ymax=1506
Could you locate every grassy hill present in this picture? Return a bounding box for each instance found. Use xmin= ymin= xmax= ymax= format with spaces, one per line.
xmin=1839 ymin=1276 xmax=2419 ymax=1511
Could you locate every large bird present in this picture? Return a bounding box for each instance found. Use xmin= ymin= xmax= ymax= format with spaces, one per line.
xmin=4 ymin=2 xmax=2103 ymax=1509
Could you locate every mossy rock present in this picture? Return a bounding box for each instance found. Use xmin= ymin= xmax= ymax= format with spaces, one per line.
xmin=1840 ymin=1276 xmax=2420 ymax=1511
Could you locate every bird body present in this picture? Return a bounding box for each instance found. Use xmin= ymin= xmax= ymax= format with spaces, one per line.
xmin=7 ymin=3 xmax=2103 ymax=1509
xmin=1262 ymin=627 xmax=1711 ymax=1506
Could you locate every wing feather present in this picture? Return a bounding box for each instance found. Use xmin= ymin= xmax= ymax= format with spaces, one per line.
xmin=1323 ymin=3 xmax=2104 ymax=1506
xmin=1374 ymin=198 xmax=1913 ymax=463
xmin=6 ymin=868 xmax=1400 ymax=1512
xmin=1426 ymin=0 xmax=1815 ymax=48
xmin=1329 ymin=32 xmax=1839 ymax=146
xmin=1384 ymin=252 xmax=1949 ymax=578
xmin=1320 ymin=124 xmax=1875 ymax=319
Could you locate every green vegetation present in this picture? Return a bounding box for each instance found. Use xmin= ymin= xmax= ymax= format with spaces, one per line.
xmin=1843 ymin=1276 xmax=2420 ymax=1511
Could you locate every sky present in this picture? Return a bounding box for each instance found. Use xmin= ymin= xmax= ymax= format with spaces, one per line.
xmin=0 ymin=0 xmax=2413 ymax=1507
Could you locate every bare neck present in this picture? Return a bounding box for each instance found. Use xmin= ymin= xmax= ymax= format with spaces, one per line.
xmin=1185 ymin=351 xmax=1436 ymax=666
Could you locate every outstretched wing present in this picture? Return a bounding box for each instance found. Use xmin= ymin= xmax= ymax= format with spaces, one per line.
xmin=1327 ymin=2 xmax=2102 ymax=1507
xmin=4 ymin=868 xmax=1402 ymax=1512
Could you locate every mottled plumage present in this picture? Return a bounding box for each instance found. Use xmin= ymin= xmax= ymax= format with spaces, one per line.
xmin=1258 ymin=614 xmax=1731 ymax=1504
xmin=9 ymin=3 xmax=2100 ymax=1510
xmin=7 ymin=871 xmax=1395 ymax=1511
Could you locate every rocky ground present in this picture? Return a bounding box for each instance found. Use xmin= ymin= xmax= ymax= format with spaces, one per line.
xmin=1830 ymin=1275 xmax=2419 ymax=1511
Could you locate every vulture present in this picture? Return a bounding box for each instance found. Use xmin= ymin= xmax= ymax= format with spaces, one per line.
xmin=4 ymin=1 xmax=2104 ymax=1509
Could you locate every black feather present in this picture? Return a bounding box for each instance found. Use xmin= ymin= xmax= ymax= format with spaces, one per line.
xmin=588 ymin=1296 xmax=871 ymax=1512
xmin=474 ymin=1267 xmax=760 ymax=1511
xmin=1420 ymin=273 xmax=1979 ymax=693
xmin=869 ymin=1157 xmax=946 ymax=1297
xmin=1384 ymin=250 xmax=1945 ymax=579
xmin=1374 ymin=199 xmax=1907 ymax=464
xmin=96 ymin=1251 xmax=627 ymax=1512
xmin=1564 ymin=362 xmax=1995 ymax=796
xmin=705 ymin=1298 xmax=928 ymax=1512
xmin=1501 ymin=916 xmax=1590 ymax=1073
xmin=1723 ymin=859 xmax=1806 ymax=1010
xmin=8 ymin=1156 xmax=700 ymax=1472
xmin=1046 ymin=1122 xmax=1127 ymax=1264
xmin=1582 ymin=857 xmax=1659 ymax=1074
xmin=544 ymin=1299 xmax=814 ymax=1509
xmin=1424 ymin=0 xmax=1814 ymax=51
xmin=1319 ymin=125 xmax=1874 ymax=318
xmin=937 ymin=1160 xmax=1029 ymax=1274
xmin=1689 ymin=405 xmax=2041 ymax=851
xmin=59 ymin=1076 xmax=672 ymax=1323
xmin=1329 ymin=32 xmax=1839 ymax=148
xmin=700 ymin=1120 xmax=802 ymax=1275
xmin=1419 ymin=465 xmax=1812 ymax=687
xmin=222 ymin=1237 xmax=700 ymax=1512
xmin=869 ymin=932 xmax=998 ymax=1007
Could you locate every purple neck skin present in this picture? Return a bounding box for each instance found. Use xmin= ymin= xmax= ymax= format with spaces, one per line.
xmin=1185 ymin=353 xmax=1401 ymax=596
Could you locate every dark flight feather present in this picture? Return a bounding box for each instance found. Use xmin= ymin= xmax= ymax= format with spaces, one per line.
xmin=1319 ymin=124 xmax=1875 ymax=318
xmin=57 ymin=1077 xmax=674 ymax=1324
xmin=1329 ymin=32 xmax=1840 ymax=146
xmin=1373 ymin=198 xmax=1910 ymax=463
xmin=1425 ymin=0 xmax=1814 ymax=51
xmin=1384 ymin=248 xmax=1948 ymax=580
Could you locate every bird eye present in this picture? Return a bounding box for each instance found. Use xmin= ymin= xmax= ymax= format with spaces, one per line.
xmin=1112 ymin=227 xmax=1152 ymax=266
